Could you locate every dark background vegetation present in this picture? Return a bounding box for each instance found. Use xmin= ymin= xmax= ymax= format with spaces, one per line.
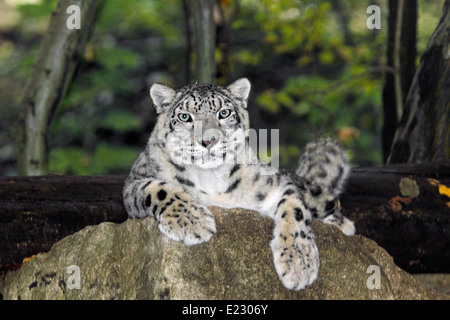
xmin=0 ymin=0 xmax=443 ymax=176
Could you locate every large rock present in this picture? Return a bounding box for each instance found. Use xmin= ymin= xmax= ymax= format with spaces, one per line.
xmin=0 ymin=207 xmax=446 ymax=300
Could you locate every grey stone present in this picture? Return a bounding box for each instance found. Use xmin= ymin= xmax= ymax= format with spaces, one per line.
xmin=0 ymin=207 xmax=446 ymax=300
xmin=414 ymin=274 xmax=450 ymax=296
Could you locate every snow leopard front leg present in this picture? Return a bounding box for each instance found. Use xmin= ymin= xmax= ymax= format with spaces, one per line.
xmin=269 ymin=185 xmax=320 ymax=290
xmin=212 ymin=166 xmax=320 ymax=290
xmin=123 ymin=165 xmax=216 ymax=246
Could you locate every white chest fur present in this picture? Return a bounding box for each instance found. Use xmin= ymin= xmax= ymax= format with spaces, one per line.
xmin=184 ymin=164 xmax=232 ymax=195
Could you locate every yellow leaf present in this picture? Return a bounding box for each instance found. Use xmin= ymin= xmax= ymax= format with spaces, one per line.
xmin=22 ymin=254 xmax=36 ymax=264
xmin=84 ymin=44 xmax=94 ymax=62
xmin=337 ymin=127 xmax=360 ymax=142
xmin=388 ymin=196 xmax=411 ymax=212
xmin=427 ymin=178 xmax=440 ymax=187
xmin=427 ymin=178 xmax=450 ymax=198
xmin=439 ymin=184 xmax=450 ymax=198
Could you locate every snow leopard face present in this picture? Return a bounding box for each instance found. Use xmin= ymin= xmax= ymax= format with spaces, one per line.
xmin=150 ymin=79 xmax=251 ymax=169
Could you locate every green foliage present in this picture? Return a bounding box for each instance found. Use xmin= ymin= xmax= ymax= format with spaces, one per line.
xmin=98 ymin=47 xmax=140 ymax=70
xmin=0 ymin=0 xmax=442 ymax=175
xmin=98 ymin=111 xmax=141 ymax=134
xmin=91 ymin=143 xmax=141 ymax=175
xmin=16 ymin=0 xmax=59 ymax=18
xmin=11 ymin=0 xmax=185 ymax=175
xmin=50 ymin=144 xmax=141 ymax=175
xmin=49 ymin=147 xmax=92 ymax=175
xmin=231 ymin=0 xmax=390 ymax=167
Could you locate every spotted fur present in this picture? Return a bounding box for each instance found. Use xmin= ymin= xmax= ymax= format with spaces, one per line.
xmin=123 ymin=78 xmax=355 ymax=291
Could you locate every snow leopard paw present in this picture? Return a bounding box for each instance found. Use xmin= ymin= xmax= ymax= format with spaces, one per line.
xmin=270 ymin=225 xmax=320 ymax=290
xmin=157 ymin=195 xmax=216 ymax=246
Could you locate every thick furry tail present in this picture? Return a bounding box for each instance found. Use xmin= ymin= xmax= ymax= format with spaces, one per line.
xmin=296 ymin=138 xmax=355 ymax=235
xmin=296 ymin=138 xmax=350 ymax=198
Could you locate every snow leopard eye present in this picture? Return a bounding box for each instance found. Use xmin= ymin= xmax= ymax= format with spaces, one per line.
xmin=178 ymin=113 xmax=192 ymax=122
xmin=218 ymin=109 xmax=231 ymax=119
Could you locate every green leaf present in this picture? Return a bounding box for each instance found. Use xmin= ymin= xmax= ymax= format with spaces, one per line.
xmin=256 ymin=90 xmax=279 ymax=114
xmin=276 ymin=91 xmax=294 ymax=107
xmin=292 ymin=101 xmax=311 ymax=116
xmin=318 ymin=50 xmax=335 ymax=65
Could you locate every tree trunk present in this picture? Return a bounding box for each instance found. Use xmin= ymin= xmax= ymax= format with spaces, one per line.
xmin=1 ymin=163 xmax=449 ymax=274
xmin=17 ymin=0 xmax=102 ymax=176
xmin=387 ymin=0 xmax=449 ymax=163
xmin=215 ymin=0 xmax=231 ymax=85
xmin=182 ymin=0 xmax=193 ymax=83
xmin=382 ymin=0 xmax=417 ymax=163
xmin=189 ymin=0 xmax=216 ymax=83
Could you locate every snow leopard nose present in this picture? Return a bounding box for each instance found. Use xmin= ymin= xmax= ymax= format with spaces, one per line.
xmin=195 ymin=119 xmax=220 ymax=149
xmin=202 ymin=137 xmax=217 ymax=149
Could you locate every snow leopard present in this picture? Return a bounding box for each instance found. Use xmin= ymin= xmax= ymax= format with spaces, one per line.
xmin=122 ymin=78 xmax=355 ymax=291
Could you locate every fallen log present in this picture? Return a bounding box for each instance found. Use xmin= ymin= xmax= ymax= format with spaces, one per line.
xmin=0 ymin=163 xmax=449 ymax=274
xmin=342 ymin=162 xmax=450 ymax=273
xmin=0 ymin=175 xmax=127 ymax=273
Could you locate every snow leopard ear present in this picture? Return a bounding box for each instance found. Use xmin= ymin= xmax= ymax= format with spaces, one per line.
xmin=227 ymin=78 xmax=251 ymax=105
xmin=150 ymin=83 xmax=176 ymax=114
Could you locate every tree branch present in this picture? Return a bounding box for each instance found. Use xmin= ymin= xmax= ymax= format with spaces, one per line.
xmin=189 ymin=0 xmax=216 ymax=83
xmin=387 ymin=0 xmax=449 ymax=163
xmin=393 ymin=0 xmax=405 ymax=119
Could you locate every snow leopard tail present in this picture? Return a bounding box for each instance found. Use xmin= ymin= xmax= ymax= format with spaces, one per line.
xmin=296 ymin=138 xmax=350 ymax=197
xmin=296 ymin=138 xmax=355 ymax=235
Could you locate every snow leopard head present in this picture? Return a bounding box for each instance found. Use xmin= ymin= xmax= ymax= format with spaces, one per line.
xmin=150 ymin=78 xmax=251 ymax=169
